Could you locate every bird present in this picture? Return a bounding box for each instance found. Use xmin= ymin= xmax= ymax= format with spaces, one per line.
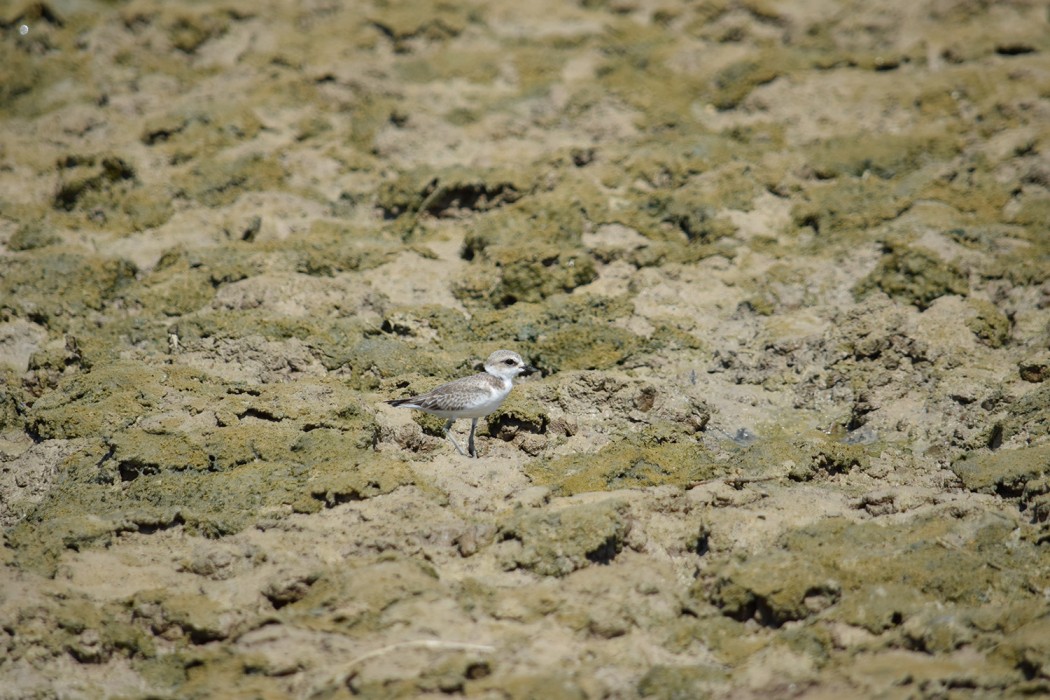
xmin=385 ymin=350 xmax=537 ymax=457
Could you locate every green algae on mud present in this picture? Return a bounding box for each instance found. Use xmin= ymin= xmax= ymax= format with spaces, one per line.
xmin=52 ymin=154 xmax=175 ymax=233
xmin=376 ymin=165 xmax=529 ymax=223
xmin=140 ymin=105 xmax=264 ymax=158
xmin=695 ymin=509 xmax=1050 ymax=692
xmin=2 ymin=588 xmax=157 ymax=665
xmin=525 ymin=432 xmax=721 ymax=496
xmin=13 ymin=365 xmax=412 ymax=574
xmin=704 ymin=510 xmax=1043 ymax=624
xmin=965 ymin=298 xmax=1011 ymax=349
xmin=0 ymin=366 xmax=26 ymax=431
xmin=299 ymin=220 xmax=404 ymax=266
xmin=952 ymin=443 xmax=1050 ymax=518
xmin=1 ymin=0 xmax=1049 ymax=696
xmin=1000 ymin=384 xmax=1050 ymax=443
xmin=173 ymin=153 xmax=288 ymax=208
xmin=496 ymin=499 xmax=631 ymax=577
xmin=488 ymin=246 xmax=598 ymax=308
xmin=131 ymin=263 xmax=219 ymax=318
xmin=0 ymin=4 xmax=100 ymax=118
xmin=8 ymin=441 xmax=414 ymax=574
xmin=450 ymin=192 xmax=599 ymax=307
xmin=27 ymin=363 xmax=225 ymax=440
xmin=486 ymin=397 xmax=549 ymax=440
xmin=804 ymin=131 xmax=962 ymax=180
xmin=276 ymin=555 xmax=442 ymax=634
xmin=374 ymin=291 xmax=672 ymax=382
xmin=791 ymin=177 xmax=913 ymax=238
xmin=0 ymin=249 xmax=137 ymax=332
xmin=464 ymin=295 xmax=641 ymax=372
xmin=854 ymin=243 xmax=969 ymax=310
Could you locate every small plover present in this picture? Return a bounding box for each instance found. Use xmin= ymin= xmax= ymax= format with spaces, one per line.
xmin=386 ymin=350 xmax=537 ymax=457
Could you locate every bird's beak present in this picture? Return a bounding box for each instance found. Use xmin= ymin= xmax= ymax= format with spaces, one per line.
xmin=523 ymin=364 xmax=540 ymax=376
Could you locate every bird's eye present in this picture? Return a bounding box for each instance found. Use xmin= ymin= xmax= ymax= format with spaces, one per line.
xmin=504 ymin=359 xmax=516 ymax=365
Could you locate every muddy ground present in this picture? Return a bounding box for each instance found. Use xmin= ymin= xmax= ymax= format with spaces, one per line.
xmin=1 ymin=0 xmax=1049 ymax=698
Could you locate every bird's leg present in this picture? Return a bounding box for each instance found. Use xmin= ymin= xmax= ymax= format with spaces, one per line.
xmin=443 ymin=419 xmax=466 ymax=456
xmin=468 ymin=418 xmax=479 ymax=458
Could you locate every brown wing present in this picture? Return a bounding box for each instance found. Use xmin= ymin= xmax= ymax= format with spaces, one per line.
xmin=385 ymin=373 xmax=492 ymax=411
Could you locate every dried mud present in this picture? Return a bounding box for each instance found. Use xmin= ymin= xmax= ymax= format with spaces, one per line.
xmin=1 ymin=0 xmax=1049 ymax=698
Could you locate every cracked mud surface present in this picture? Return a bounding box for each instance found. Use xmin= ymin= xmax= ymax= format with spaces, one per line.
xmin=1 ymin=0 xmax=1049 ymax=697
